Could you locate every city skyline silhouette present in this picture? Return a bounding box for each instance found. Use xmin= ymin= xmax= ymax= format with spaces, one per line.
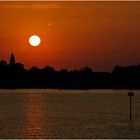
xmin=0 ymin=52 xmax=139 ymax=89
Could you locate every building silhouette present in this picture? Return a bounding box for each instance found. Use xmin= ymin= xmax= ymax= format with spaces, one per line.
xmin=10 ymin=53 xmax=15 ymax=65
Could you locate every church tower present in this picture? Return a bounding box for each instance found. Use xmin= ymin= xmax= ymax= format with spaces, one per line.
xmin=10 ymin=53 xmax=15 ymax=65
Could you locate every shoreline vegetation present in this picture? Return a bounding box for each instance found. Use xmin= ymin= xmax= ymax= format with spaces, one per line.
xmin=0 ymin=53 xmax=140 ymax=89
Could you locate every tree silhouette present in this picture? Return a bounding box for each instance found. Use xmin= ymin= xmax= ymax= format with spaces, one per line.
xmin=0 ymin=52 xmax=140 ymax=89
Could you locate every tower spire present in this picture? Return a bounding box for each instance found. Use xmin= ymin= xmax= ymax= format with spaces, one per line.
xmin=10 ymin=52 xmax=15 ymax=65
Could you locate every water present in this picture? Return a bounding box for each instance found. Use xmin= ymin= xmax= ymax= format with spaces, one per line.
xmin=0 ymin=89 xmax=140 ymax=138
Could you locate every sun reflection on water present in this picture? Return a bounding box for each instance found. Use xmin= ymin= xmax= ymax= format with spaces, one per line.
xmin=23 ymin=93 xmax=46 ymax=138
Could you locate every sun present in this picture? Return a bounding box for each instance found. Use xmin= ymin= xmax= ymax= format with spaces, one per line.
xmin=29 ymin=35 xmax=41 ymax=46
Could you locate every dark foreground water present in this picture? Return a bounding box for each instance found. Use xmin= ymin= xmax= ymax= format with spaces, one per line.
xmin=0 ymin=89 xmax=140 ymax=138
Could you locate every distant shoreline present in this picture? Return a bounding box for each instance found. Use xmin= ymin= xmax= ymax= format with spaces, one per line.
xmin=0 ymin=53 xmax=140 ymax=89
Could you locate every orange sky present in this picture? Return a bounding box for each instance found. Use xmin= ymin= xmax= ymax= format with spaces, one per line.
xmin=0 ymin=1 xmax=140 ymax=71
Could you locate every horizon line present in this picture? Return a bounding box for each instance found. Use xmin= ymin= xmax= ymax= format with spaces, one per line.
xmin=0 ymin=0 xmax=140 ymax=1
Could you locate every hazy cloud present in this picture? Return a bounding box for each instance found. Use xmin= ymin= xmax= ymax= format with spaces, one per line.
xmin=0 ymin=2 xmax=62 ymax=9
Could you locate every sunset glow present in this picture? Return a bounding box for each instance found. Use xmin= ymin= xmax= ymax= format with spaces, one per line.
xmin=0 ymin=2 xmax=140 ymax=71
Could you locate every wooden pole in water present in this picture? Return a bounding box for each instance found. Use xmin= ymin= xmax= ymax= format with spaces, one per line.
xmin=130 ymin=96 xmax=132 ymax=120
xmin=128 ymin=92 xmax=134 ymax=120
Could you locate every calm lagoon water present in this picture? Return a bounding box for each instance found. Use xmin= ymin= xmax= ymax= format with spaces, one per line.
xmin=0 ymin=89 xmax=140 ymax=138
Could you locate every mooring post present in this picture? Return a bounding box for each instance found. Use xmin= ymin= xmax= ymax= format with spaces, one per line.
xmin=130 ymin=95 xmax=132 ymax=120
xmin=128 ymin=92 xmax=134 ymax=120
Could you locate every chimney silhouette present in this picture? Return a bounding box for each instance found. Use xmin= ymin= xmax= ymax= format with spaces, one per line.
xmin=10 ymin=53 xmax=15 ymax=65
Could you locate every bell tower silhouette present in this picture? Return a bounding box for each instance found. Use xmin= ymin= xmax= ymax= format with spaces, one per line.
xmin=10 ymin=52 xmax=15 ymax=65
